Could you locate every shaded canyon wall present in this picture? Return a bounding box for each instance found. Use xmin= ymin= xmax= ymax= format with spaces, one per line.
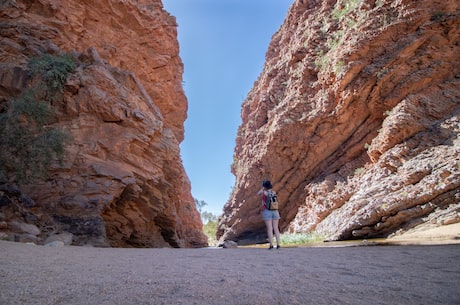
xmin=0 ymin=0 xmax=207 ymax=247
xmin=218 ymin=0 xmax=459 ymax=243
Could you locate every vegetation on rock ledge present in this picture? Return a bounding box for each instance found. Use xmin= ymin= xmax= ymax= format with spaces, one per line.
xmin=0 ymin=53 xmax=75 ymax=183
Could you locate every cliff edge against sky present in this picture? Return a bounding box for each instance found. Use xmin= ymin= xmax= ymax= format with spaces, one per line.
xmin=218 ymin=0 xmax=459 ymax=244
xmin=0 ymin=0 xmax=207 ymax=247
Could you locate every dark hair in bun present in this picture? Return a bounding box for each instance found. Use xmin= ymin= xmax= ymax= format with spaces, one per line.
xmin=262 ymin=180 xmax=273 ymax=189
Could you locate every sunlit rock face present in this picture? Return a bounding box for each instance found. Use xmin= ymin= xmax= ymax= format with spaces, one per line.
xmin=0 ymin=0 xmax=207 ymax=247
xmin=217 ymin=0 xmax=459 ymax=244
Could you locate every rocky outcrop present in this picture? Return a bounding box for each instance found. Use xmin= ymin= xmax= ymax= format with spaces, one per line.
xmin=0 ymin=0 xmax=207 ymax=247
xmin=218 ymin=0 xmax=460 ymax=244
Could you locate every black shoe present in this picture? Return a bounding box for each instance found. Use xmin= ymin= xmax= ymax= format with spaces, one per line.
xmin=268 ymin=245 xmax=274 ymax=250
xmin=277 ymin=245 xmax=281 ymax=249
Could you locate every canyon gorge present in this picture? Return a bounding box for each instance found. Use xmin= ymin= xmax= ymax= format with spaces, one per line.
xmin=1 ymin=0 xmax=459 ymax=248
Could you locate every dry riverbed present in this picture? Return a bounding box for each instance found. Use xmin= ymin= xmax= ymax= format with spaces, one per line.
xmin=1 ymin=237 xmax=459 ymax=305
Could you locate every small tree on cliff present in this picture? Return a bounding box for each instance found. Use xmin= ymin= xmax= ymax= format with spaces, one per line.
xmin=201 ymin=211 xmax=218 ymax=224
xmin=194 ymin=198 xmax=207 ymax=213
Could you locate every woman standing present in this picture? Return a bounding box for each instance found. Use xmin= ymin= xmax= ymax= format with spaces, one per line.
xmin=258 ymin=180 xmax=281 ymax=249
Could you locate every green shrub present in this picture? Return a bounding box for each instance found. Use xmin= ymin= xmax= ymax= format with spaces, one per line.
xmin=315 ymin=50 xmax=329 ymax=70
xmin=375 ymin=0 xmax=385 ymax=8
xmin=203 ymin=220 xmax=218 ymax=246
xmin=431 ymin=12 xmax=444 ymax=22
xmin=334 ymin=60 xmax=345 ymax=75
xmin=28 ymin=53 xmax=76 ymax=92
xmin=280 ymin=232 xmax=324 ymax=246
xmin=332 ymin=0 xmax=364 ymax=21
xmin=377 ymin=67 xmax=389 ymax=79
xmin=10 ymin=89 xmax=54 ymax=127
xmin=326 ymin=30 xmax=344 ymax=51
xmin=0 ymin=94 xmax=71 ymax=182
xmin=354 ymin=167 xmax=365 ymax=176
xmin=0 ymin=53 xmax=75 ymax=183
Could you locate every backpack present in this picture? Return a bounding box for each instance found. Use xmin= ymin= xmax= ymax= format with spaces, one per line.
xmin=266 ymin=190 xmax=279 ymax=210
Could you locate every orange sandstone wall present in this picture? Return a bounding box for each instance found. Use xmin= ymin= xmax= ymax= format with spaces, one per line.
xmin=0 ymin=0 xmax=207 ymax=247
xmin=218 ymin=0 xmax=460 ymax=243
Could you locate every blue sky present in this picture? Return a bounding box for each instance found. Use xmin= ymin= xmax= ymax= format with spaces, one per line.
xmin=162 ymin=0 xmax=292 ymax=215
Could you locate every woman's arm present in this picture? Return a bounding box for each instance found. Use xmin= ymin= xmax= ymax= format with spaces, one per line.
xmin=257 ymin=187 xmax=264 ymax=195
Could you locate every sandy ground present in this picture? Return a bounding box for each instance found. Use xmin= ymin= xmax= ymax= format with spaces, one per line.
xmin=1 ymin=239 xmax=459 ymax=305
xmin=385 ymin=222 xmax=460 ymax=245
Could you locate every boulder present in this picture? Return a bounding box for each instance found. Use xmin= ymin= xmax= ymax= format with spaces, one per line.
xmin=8 ymin=221 xmax=40 ymax=236
xmin=45 ymin=240 xmax=65 ymax=247
xmin=0 ymin=232 xmax=8 ymax=240
xmin=15 ymin=234 xmax=39 ymax=244
xmin=44 ymin=232 xmax=74 ymax=246
xmin=222 ymin=240 xmax=238 ymax=249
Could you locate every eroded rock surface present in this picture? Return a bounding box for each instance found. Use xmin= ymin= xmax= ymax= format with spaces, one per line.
xmin=0 ymin=0 xmax=207 ymax=247
xmin=218 ymin=0 xmax=459 ymax=244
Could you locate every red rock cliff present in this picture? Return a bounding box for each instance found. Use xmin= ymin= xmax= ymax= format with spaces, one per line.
xmin=218 ymin=0 xmax=459 ymax=243
xmin=0 ymin=0 xmax=207 ymax=247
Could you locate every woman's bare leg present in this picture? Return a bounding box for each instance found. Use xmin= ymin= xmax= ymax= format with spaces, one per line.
xmin=273 ymin=219 xmax=281 ymax=247
xmin=265 ymin=220 xmax=274 ymax=246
